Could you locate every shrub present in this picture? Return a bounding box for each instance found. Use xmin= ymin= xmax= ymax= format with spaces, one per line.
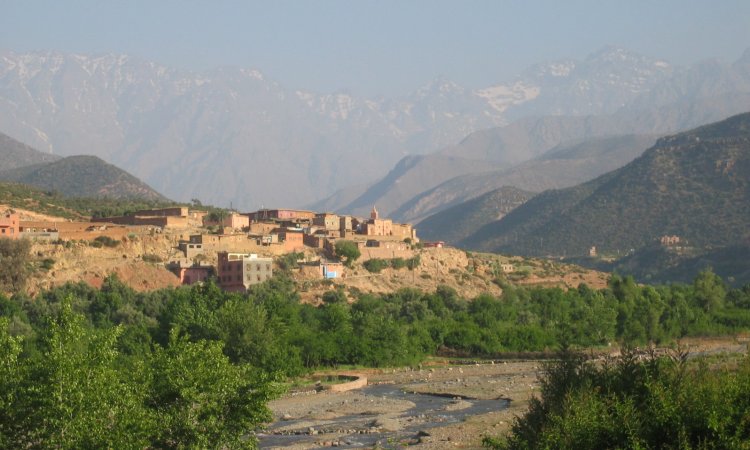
xmin=93 ymin=235 xmax=120 ymax=248
xmin=390 ymin=257 xmax=407 ymax=270
xmin=363 ymin=258 xmax=389 ymax=273
xmin=39 ymin=258 xmax=55 ymax=271
xmin=142 ymin=254 xmax=163 ymax=263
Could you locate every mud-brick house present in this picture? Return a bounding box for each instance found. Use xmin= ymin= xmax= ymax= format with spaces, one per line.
xmin=217 ymin=252 xmax=273 ymax=292
xmin=203 ymin=212 xmax=249 ymax=230
xmin=0 ymin=211 xmax=19 ymax=239
xmin=167 ymin=261 xmax=213 ymax=285
xmin=248 ymin=208 xmax=315 ymax=224
xmin=313 ymin=213 xmax=340 ymax=231
xmin=277 ymin=228 xmax=305 ymax=252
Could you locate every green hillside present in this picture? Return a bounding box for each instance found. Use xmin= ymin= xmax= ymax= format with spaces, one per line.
xmin=417 ymin=186 xmax=533 ymax=244
xmin=461 ymin=112 xmax=750 ymax=258
xmin=0 ymin=155 xmax=168 ymax=201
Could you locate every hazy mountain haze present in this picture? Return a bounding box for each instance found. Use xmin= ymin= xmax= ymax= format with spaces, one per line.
xmin=2 ymin=1 xmax=749 ymax=97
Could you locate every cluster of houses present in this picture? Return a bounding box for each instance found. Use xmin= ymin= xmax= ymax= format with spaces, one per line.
xmin=168 ymin=205 xmax=420 ymax=292
xmin=1 ymin=205 xmax=422 ymax=293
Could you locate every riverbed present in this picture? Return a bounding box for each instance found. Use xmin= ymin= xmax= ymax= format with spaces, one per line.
xmin=261 ymin=361 xmax=541 ymax=449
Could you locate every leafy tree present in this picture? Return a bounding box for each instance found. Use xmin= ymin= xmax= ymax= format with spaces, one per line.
xmin=149 ymin=328 xmax=279 ymax=449
xmin=0 ymin=238 xmax=31 ymax=293
xmin=334 ymin=240 xmax=361 ymax=267
xmin=693 ymin=267 xmax=726 ymax=312
xmin=0 ymin=301 xmax=153 ymax=448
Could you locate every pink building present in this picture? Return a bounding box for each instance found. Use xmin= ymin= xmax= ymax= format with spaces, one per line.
xmin=0 ymin=211 xmax=20 ymax=239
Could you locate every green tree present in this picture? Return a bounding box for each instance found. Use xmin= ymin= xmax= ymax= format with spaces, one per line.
xmin=1 ymin=301 xmax=153 ymax=448
xmin=0 ymin=237 xmax=31 ymax=293
xmin=149 ymin=328 xmax=280 ymax=449
xmin=334 ymin=240 xmax=361 ymax=267
xmin=693 ymin=267 xmax=726 ymax=312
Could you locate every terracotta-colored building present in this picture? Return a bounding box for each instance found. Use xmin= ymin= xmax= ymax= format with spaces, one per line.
xmin=203 ymin=212 xmax=249 ymax=230
xmin=133 ymin=207 xmax=188 ymax=217
xmin=169 ymin=262 xmax=213 ymax=285
xmin=0 ymin=211 xmax=20 ymax=239
xmin=320 ymin=260 xmax=345 ymax=279
xmin=248 ymin=209 xmax=315 ymax=223
xmin=278 ymin=229 xmax=304 ymax=252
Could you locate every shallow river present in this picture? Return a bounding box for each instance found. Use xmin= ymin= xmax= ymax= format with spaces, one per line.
xmin=259 ymin=383 xmax=509 ymax=448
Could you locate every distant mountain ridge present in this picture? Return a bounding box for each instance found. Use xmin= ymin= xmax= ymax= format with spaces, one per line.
xmin=396 ymin=134 xmax=658 ymax=224
xmin=3 ymin=46 xmax=749 ymax=210
xmin=327 ymin=87 xmax=750 ymax=223
xmin=417 ymin=186 xmax=534 ymax=244
xmin=0 ymin=132 xmax=60 ymax=170
xmin=0 ymin=154 xmax=167 ymax=201
xmin=459 ymin=112 xmax=750 ymax=257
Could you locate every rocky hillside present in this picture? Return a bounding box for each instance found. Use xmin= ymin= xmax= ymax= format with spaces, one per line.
xmin=460 ymin=112 xmax=750 ymax=258
xmin=0 ymin=155 xmax=168 ymax=201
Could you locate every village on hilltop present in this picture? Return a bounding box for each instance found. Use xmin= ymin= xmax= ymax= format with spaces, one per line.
xmin=1 ymin=205 xmax=442 ymax=293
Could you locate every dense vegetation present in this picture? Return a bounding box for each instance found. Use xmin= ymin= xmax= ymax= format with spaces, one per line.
xmin=484 ymin=349 xmax=750 ymax=449
xmin=2 ymin=255 xmax=749 ymax=445
xmin=2 ymin=269 xmax=749 ymax=376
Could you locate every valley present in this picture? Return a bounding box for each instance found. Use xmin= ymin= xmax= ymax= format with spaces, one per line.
xmin=1 ymin=13 xmax=750 ymax=448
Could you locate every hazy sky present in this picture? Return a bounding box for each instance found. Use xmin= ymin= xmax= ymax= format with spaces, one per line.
xmin=2 ymin=0 xmax=750 ymax=96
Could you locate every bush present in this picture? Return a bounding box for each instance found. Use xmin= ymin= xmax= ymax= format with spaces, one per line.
xmin=142 ymin=254 xmax=163 ymax=263
xmin=390 ymin=257 xmax=407 ymax=270
xmin=93 ymin=235 xmax=120 ymax=248
xmin=363 ymin=258 xmax=389 ymax=273
xmin=39 ymin=258 xmax=55 ymax=271
xmin=407 ymin=255 xmax=421 ymax=270
xmin=484 ymin=350 xmax=750 ymax=449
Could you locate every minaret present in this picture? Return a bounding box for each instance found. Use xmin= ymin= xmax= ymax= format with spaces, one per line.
xmin=370 ymin=205 xmax=379 ymax=220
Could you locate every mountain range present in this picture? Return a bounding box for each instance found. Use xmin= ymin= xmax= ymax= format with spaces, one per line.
xmin=457 ymin=112 xmax=750 ymax=263
xmin=3 ymin=46 xmax=749 ymax=211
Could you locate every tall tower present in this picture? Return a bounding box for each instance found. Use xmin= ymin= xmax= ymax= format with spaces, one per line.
xmin=370 ymin=205 xmax=379 ymax=220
